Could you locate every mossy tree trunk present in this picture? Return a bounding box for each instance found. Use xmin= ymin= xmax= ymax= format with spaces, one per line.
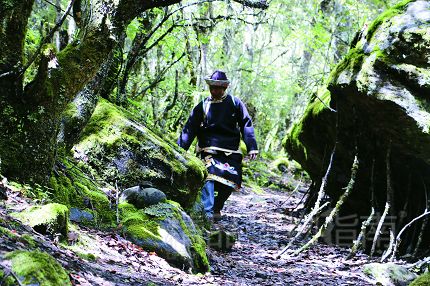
xmin=0 ymin=0 xmax=181 ymax=182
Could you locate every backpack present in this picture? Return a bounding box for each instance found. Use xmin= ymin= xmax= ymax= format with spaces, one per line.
xmin=202 ymin=94 xmax=240 ymax=126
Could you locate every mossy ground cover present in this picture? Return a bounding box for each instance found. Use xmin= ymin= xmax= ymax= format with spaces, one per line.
xmin=5 ymin=250 xmax=71 ymax=286
xmin=49 ymin=157 xmax=115 ymax=227
xmin=410 ymin=272 xmax=430 ymax=286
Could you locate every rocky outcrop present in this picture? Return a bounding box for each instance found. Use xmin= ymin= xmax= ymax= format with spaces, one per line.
xmin=73 ymin=99 xmax=206 ymax=210
xmin=119 ymin=201 xmax=209 ymax=273
xmin=12 ymin=203 xmax=69 ymax=238
xmin=284 ymin=0 xmax=430 ymax=254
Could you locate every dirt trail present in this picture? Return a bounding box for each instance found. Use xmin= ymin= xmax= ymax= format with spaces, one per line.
xmin=203 ymin=187 xmax=374 ymax=286
xmin=1 ymin=184 xmax=376 ymax=285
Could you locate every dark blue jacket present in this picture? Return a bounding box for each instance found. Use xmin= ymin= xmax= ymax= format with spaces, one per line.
xmin=178 ymin=94 xmax=258 ymax=153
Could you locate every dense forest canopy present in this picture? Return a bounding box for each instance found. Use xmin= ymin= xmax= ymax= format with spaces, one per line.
xmin=0 ymin=0 xmax=399 ymax=184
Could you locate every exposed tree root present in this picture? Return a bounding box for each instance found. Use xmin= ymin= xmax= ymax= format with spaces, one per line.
xmin=275 ymin=145 xmax=336 ymax=259
xmin=370 ymin=201 xmax=390 ymax=258
xmin=294 ymin=155 xmax=359 ymax=255
xmin=390 ymin=210 xmax=430 ymax=261
xmin=347 ymin=207 xmax=375 ymax=260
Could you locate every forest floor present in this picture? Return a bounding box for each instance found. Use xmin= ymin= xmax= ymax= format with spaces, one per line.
xmin=0 ymin=171 xmax=381 ymax=286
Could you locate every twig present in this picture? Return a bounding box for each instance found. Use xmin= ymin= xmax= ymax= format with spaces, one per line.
xmin=390 ymin=209 xmax=430 ymax=261
xmin=381 ymin=230 xmax=395 ymax=262
xmin=413 ymin=177 xmax=429 ymax=258
xmin=293 ymin=155 xmax=359 ymax=255
xmin=1 ymin=268 xmax=24 ymax=286
xmin=279 ymin=177 xmax=302 ymax=208
xmin=41 ymin=0 xmax=73 ymax=16
xmin=115 ymin=180 xmax=120 ymax=224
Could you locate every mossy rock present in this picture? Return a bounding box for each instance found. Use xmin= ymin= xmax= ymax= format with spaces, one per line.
xmin=283 ymin=0 xmax=430 ymax=250
xmin=4 ymin=250 xmax=72 ymax=286
xmin=119 ymin=201 xmax=209 ymax=273
xmin=270 ymin=157 xmax=289 ymax=173
xmin=410 ymin=272 xmax=430 ymax=286
xmin=12 ymin=203 xmax=69 ymax=238
xmin=74 ymin=99 xmax=206 ymax=210
xmin=0 ymin=269 xmax=15 ymax=285
xmin=120 ymin=186 xmax=167 ymax=209
xmin=363 ymin=263 xmax=417 ymax=286
xmin=49 ymin=158 xmax=115 ymax=226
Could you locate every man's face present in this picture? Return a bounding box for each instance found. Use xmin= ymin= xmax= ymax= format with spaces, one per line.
xmin=209 ymin=85 xmax=227 ymax=98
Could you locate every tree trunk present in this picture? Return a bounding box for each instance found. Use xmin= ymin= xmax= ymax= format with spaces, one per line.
xmin=0 ymin=0 xmax=181 ymax=182
xmin=0 ymin=0 xmax=36 ymax=178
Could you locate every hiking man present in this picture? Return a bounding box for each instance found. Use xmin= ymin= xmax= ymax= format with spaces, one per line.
xmin=178 ymin=70 xmax=258 ymax=221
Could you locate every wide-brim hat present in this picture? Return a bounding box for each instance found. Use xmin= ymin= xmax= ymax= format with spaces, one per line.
xmin=205 ymin=70 xmax=230 ymax=87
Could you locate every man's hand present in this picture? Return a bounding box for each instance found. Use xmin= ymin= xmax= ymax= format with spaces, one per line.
xmin=248 ymin=153 xmax=258 ymax=160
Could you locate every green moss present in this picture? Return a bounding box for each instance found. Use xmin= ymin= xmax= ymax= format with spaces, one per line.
xmin=329 ymin=48 xmax=365 ymax=84
xmin=75 ymin=99 xmax=205 ymax=209
xmin=366 ymin=0 xmax=413 ymax=41
xmin=76 ymin=252 xmax=97 ymax=261
xmin=143 ymin=202 xmax=176 ymax=218
xmin=171 ymin=202 xmax=209 ymax=273
xmin=78 ymin=99 xmax=126 ymax=148
xmin=270 ymin=157 xmax=289 ymax=171
xmin=49 ymin=158 xmax=115 ymax=226
xmin=120 ymin=201 xmax=209 ymax=273
xmin=12 ymin=203 xmax=69 ymax=237
xmin=20 ymin=234 xmax=37 ymax=248
xmin=410 ymin=272 xmax=430 ymax=286
xmin=119 ymin=202 xmax=161 ymax=240
xmin=0 ymin=269 xmax=15 ymax=286
xmin=5 ymin=250 xmax=71 ymax=286
xmin=0 ymin=225 xmax=18 ymax=239
xmin=363 ymin=263 xmax=417 ymax=286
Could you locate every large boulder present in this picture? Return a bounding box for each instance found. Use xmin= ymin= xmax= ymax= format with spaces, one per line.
xmin=284 ymin=0 xmax=430 ymax=253
xmin=119 ymin=201 xmax=209 ymax=273
xmin=73 ymin=99 xmax=206 ymax=210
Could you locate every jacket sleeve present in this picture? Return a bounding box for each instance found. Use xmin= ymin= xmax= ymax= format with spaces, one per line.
xmin=177 ymin=102 xmax=203 ymax=151
xmin=236 ymin=97 xmax=258 ymax=154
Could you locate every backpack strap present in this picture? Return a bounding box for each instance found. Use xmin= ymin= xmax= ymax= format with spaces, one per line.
xmin=202 ymin=97 xmax=210 ymax=125
xmin=202 ymin=94 xmax=240 ymax=125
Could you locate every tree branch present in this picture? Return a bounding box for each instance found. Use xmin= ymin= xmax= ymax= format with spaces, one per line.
xmin=19 ymin=0 xmax=75 ymax=77
xmin=137 ymin=51 xmax=186 ymax=96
